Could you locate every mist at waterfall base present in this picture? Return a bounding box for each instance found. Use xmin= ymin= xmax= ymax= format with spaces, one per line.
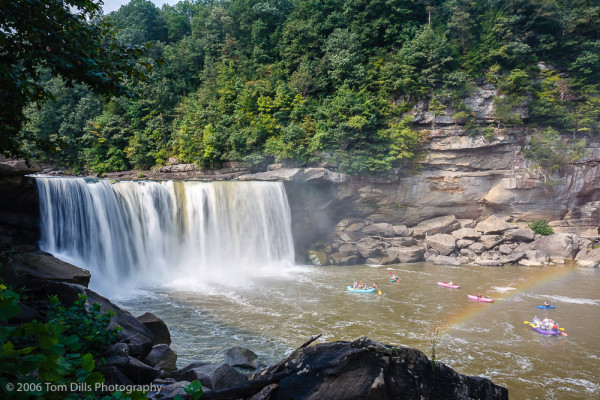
xmin=36 ymin=177 xmax=296 ymax=296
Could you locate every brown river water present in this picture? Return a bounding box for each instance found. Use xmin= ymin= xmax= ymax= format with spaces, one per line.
xmin=114 ymin=262 xmax=599 ymax=399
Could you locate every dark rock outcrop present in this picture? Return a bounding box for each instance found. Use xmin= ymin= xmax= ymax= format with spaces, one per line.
xmin=3 ymin=250 xmax=90 ymax=287
xmin=138 ymin=312 xmax=172 ymax=345
xmin=168 ymin=362 xmax=249 ymax=391
xmin=200 ymin=336 xmax=507 ymax=400
xmin=225 ymin=346 xmax=260 ymax=370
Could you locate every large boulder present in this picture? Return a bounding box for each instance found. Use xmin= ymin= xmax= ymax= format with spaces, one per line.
xmin=531 ymin=233 xmax=581 ymax=259
xmin=355 ymin=237 xmax=385 ymax=258
xmin=105 ymin=355 xmax=163 ymax=384
xmin=225 ymin=346 xmax=260 ymax=370
xmin=144 ymin=344 xmax=178 ymax=374
xmin=503 ymin=228 xmax=535 ymax=242
xmin=431 ymin=255 xmax=461 ymax=266
xmin=3 ymin=251 xmax=91 ymax=287
xmin=394 ymin=246 xmax=426 ymax=263
xmin=426 ymin=234 xmax=456 ymax=256
xmin=168 ymin=362 xmax=249 ymax=390
xmin=475 ymin=215 xmax=515 ymax=234
xmin=452 ymin=228 xmax=481 ymax=240
xmin=250 ymin=337 xmax=508 ymax=400
xmin=575 ymin=248 xmax=600 ymax=267
xmin=360 ymin=222 xmax=395 ymax=237
xmin=137 ymin=312 xmax=171 ymax=345
xmin=411 ymin=215 xmax=459 ymax=238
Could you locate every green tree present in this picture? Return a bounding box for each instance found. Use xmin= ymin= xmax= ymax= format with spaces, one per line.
xmin=0 ymin=0 xmax=152 ymax=158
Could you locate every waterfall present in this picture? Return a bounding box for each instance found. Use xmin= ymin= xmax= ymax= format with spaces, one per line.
xmin=36 ymin=177 xmax=295 ymax=293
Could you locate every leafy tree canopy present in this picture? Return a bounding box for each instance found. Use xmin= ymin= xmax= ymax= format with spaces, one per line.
xmin=0 ymin=0 xmax=153 ymax=157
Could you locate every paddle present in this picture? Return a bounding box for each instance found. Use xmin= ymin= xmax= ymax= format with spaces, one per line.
xmin=523 ymin=321 xmax=565 ymax=331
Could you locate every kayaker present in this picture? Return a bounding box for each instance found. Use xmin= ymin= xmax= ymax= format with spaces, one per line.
xmin=477 ymin=293 xmax=482 ymax=299
xmin=544 ymin=301 xmax=550 ymax=307
xmin=449 ymin=281 xmax=454 ymax=285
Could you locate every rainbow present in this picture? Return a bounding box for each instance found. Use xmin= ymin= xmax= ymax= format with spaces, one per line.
xmin=437 ymin=265 xmax=578 ymax=334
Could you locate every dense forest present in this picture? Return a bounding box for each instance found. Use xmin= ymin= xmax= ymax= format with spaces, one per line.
xmin=16 ymin=0 xmax=600 ymax=175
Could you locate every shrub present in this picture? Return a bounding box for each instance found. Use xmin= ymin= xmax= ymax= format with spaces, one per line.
xmin=0 ymin=284 xmax=143 ymax=399
xmin=528 ymin=218 xmax=554 ymax=236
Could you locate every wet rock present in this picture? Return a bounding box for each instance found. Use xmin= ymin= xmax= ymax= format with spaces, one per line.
xmin=148 ymin=380 xmax=190 ymax=400
xmin=102 ymin=366 xmax=133 ymax=386
xmin=426 ymin=234 xmax=456 ymax=256
xmin=106 ymin=355 xmax=163 ymax=384
xmin=105 ymin=343 xmax=130 ymax=358
xmin=169 ymin=362 xmax=249 ymax=390
xmin=225 ymin=346 xmax=260 ymax=370
xmin=144 ymin=344 xmax=178 ymax=374
xmin=308 ymin=250 xmax=328 ymax=266
xmin=138 ymin=312 xmax=171 ymax=346
xmin=411 ymin=215 xmax=459 ymax=238
xmin=247 ymin=337 xmax=507 ymax=400
xmin=5 ymin=251 xmax=90 ymax=287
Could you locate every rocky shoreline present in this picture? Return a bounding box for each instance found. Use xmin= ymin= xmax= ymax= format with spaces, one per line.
xmin=317 ymin=213 xmax=600 ymax=268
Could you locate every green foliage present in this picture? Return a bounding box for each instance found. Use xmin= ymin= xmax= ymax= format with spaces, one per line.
xmin=47 ymin=295 xmax=121 ymax=360
xmin=0 ymin=284 xmax=127 ymax=399
xmin=10 ymin=0 xmax=600 ymax=177
xmin=174 ymin=380 xmax=203 ymax=400
xmin=527 ymin=218 xmax=554 ymax=236
xmin=0 ymin=0 xmax=154 ymax=158
xmin=525 ymin=127 xmax=586 ymax=172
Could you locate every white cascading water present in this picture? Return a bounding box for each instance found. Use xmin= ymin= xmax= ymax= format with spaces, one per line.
xmin=36 ymin=177 xmax=295 ymax=294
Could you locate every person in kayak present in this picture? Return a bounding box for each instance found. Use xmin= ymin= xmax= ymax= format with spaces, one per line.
xmin=449 ymin=281 xmax=455 ymax=286
xmin=391 ymin=274 xmax=398 ymax=281
xmin=477 ymin=293 xmax=482 ymax=299
xmin=544 ymin=301 xmax=550 ymax=307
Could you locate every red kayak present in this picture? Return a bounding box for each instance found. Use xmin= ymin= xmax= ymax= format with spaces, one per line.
xmin=438 ymin=281 xmax=459 ymax=289
xmin=467 ymin=294 xmax=494 ymax=302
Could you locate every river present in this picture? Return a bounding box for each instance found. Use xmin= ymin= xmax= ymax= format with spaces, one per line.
xmin=114 ymin=262 xmax=599 ymax=400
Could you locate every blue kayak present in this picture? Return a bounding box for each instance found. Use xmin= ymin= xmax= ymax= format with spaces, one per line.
xmin=537 ymin=305 xmax=555 ymax=309
xmin=347 ymin=286 xmax=376 ymax=293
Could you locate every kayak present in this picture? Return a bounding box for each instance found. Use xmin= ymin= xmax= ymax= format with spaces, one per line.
xmin=536 ymin=305 xmax=555 ymax=309
xmin=529 ymin=324 xmax=561 ymax=336
xmin=347 ymin=286 xmax=376 ymax=293
xmin=438 ymin=282 xmax=460 ymax=289
xmin=467 ymin=294 xmax=494 ymax=302
xmin=390 ymin=278 xmax=399 ymax=282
